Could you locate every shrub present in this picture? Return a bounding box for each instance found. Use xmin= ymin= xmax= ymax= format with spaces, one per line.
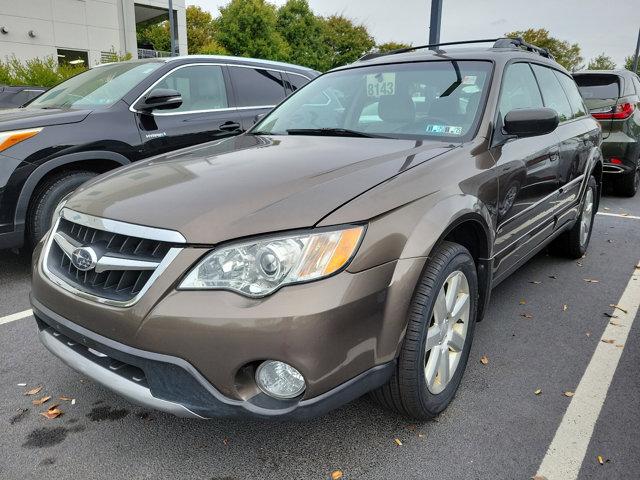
xmin=0 ymin=55 xmax=87 ymax=87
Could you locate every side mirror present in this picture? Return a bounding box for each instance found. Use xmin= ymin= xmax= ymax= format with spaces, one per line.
xmin=253 ymin=113 xmax=267 ymax=124
xmin=138 ymin=88 xmax=182 ymax=112
xmin=503 ymin=107 xmax=559 ymax=138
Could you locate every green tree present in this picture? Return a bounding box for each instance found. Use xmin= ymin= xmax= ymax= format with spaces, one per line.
xmin=137 ymin=21 xmax=171 ymax=52
xmin=376 ymin=41 xmax=411 ymax=53
xmin=321 ymin=15 xmax=375 ymax=69
xmin=624 ymin=55 xmax=639 ymax=74
xmin=505 ymin=28 xmax=583 ymax=71
xmin=276 ymin=0 xmax=330 ymax=70
xmin=587 ymin=53 xmax=616 ymax=70
xmin=186 ymin=5 xmax=227 ymax=55
xmin=215 ymin=0 xmax=289 ymax=60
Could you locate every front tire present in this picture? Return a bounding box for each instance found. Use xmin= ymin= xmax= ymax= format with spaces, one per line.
xmin=27 ymin=170 xmax=97 ymax=249
xmin=371 ymin=241 xmax=478 ymax=419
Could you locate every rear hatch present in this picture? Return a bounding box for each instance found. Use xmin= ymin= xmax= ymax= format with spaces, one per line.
xmin=574 ymin=73 xmax=621 ymax=139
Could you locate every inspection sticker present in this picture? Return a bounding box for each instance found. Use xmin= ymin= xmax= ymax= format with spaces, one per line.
xmin=366 ymin=72 xmax=396 ymax=97
xmin=426 ymin=125 xmax=463 ymax=135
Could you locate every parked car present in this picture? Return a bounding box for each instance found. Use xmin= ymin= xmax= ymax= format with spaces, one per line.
xmin=31 ymin=38 xmax=602 ymax=420
xmin=0 ymin=85 xmax=47 ymax=109
xmin=0 ymin=56 xmax=318 ymax=250
xmin=573 ymin=69 xmax=640 ymax=196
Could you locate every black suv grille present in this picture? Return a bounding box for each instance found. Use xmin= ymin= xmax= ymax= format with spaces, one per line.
xmin=47 ymin=217 xmax=174 ymax=303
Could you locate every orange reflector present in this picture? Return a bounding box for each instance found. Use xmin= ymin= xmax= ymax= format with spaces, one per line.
xmin=322 ymin=227 xmax=363 ymax=275
xmin=0 ymin=129 xmax=41 ymax=152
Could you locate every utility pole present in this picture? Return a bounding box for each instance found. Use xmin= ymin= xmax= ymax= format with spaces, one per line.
xmin=428 ymin=0 xmax=443 ymax=49
xmin=633 ymin=27 xmax=640 ymax=74
xmin=168 ymin=0 xmax=176 ymax=56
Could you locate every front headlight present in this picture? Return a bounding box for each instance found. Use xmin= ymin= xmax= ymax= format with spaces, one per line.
xmin=179 ymin=225 xmax=365 ymax=297
xmin=0 ymin=128 xmax=42 ymax=153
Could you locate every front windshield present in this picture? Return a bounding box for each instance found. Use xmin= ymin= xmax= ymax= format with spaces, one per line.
xmin=254 ymin=60 xmax=492 ymax=141
xmin=27 ymin=61 xmax=163 ymax=110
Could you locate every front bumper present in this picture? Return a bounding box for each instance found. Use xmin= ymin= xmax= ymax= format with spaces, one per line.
xmin=33 ymin=297 xmax=395 ymax=419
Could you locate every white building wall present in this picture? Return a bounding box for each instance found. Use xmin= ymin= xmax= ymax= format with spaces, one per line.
xmin=0 ymin=0 xmax=187 ymax=66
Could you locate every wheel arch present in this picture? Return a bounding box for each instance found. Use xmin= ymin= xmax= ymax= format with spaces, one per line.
xmin=14 ymin=151 xmax=130 ymax=235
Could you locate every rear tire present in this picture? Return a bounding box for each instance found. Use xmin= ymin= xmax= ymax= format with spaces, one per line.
xmin=551 ymin=176 xmax=598 ymax=259
xmin=27 ymin=170 xmax=96 ymax=249
xmin=371 ymin=241 xmax=478 ymax=419
xmin=616 ymin=167 xmax=639 ymax=198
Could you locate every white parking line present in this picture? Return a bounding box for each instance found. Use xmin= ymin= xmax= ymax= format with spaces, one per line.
xmin=597 ymin=212 xmax=640 ymax=220
xmin=536 ymin=264 xmax=640 ymax=480
xmin=0 ymin=309 xmax=32 ymax=326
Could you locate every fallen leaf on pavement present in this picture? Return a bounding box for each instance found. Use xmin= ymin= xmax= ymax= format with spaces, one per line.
xmin=520 ymin=313 xmax=533 ymax=319
xmin=418 ymin=433 xmax=425 ymax=438
xmin=597 ymin=455 xmax=605 ymax=465
xmin=577 ymin=261 xmax=583 ymax=267
xmin=609 ymin=321 xmax=621 ymax=326
xmin=601 ymin=339 xmax=616 ymax=344
xmin=531 ymin=475 xmax=548 ymax=480
xmin=616 ymin=344 xmax=624 ymax=348
xmin=548 ymin=275 xmax=558 ymax=279
xmin=24 ymin=386 xmax=42 ymax=396
xmin=584 ymin=278 xmax=599 ymax=283
xmin=17 ymin=383 xmax=26 ymax=387
xmin=563 ymin=391 xmax=575 ymax=397
xmin=394 ymin=438 xmax=403 ymax=446
xmin=59 ymin=396 xmax=73 ymax=401
xmin=480 ymin=355 xmax=489 ymax=365
xmin=534 ymin=389 xmax=542 ymax=395
xmin=529 ymin=281 xmax=542 ymax=284
xmin=331 ymin=470 xmax=344 ymax=480
xmin=40 ymin=405 xmax=63 ymax=420
xmin=635 ymin=263 xmax=640 ymax=270
xmin=586 ymin=331 xmax=591 ymax=337
xmin=604 ymin=313 xmax=618 ymax=318
xmin=609 ymin=304 xmax=628 ymax=314
xmin=71 ymin=399 xmax=76 ymax=405
xmin=562 ymin=304 xmax=568 ymax=312
xmin=32 ymin=396 xmax=51 ymax=406
xmin=519 ymin=299 xmax=527 ymax=305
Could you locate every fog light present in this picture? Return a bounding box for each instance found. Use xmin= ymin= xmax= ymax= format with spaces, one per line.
xmin=255 ymin=360 xmax=305 ymax=399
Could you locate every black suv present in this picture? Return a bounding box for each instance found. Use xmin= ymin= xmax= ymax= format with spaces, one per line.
xmin=0 ymin=56 xmax=317 ymax=250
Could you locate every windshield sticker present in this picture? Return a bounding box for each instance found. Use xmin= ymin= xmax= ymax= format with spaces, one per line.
xmin=366 ymin=73 xmax=396 ymax=97
xmin=462 ymin=75 xmax=477 ymax=85
xmin=426 ymin=125 xmax=463 ymax=135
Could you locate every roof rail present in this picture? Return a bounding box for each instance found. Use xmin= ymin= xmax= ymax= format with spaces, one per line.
xmin=493 ymin=37 xmax=554 ymax=59
xmin=358 ymin=37 xmax=554 ymax=61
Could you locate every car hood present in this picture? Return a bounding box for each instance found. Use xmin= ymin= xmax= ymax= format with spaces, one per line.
xmin=0 ymin=107 xmax=91 ymax=131
xmin=67 ymin=134 xmax=454 ymax=244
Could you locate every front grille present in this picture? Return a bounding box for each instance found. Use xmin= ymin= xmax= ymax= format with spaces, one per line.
xmin=46 ymin=215 xmax=177 ymax=304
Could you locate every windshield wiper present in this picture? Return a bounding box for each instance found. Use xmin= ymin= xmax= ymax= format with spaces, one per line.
xmin=286 ymin=128 xmax=388 ymax=139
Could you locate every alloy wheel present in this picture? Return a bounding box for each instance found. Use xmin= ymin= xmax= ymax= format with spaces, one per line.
xmin=424 ymin=270 xmax=470 ymax=394
xmin=580 ymin=187 xmax=594 ymax=246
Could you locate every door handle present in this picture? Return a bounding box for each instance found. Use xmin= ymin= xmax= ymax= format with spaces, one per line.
xmin=219 ymin=122 xmax=241 ymax=132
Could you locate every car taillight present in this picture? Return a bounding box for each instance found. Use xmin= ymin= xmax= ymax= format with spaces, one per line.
xmin=592 ymin=103 xmax=635 ymax=120
xmin=610 ymin=157 xmax=623 ymax=165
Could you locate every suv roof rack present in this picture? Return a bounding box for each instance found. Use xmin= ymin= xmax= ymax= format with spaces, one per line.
xmin=358 ymin=37 xmax=554 ymax=61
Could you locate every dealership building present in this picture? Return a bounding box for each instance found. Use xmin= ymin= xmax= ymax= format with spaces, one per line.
xmin=0 ymin=0 xmax=188 ymax=67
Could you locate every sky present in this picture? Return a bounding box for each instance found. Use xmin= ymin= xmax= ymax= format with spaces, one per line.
xmin=187 ymin=0 xmax=640 ymax=68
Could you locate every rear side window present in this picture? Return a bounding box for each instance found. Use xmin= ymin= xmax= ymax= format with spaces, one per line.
xmin=531 ymin=64 xmax=572 ymax=122
xmin=554 ymin=71 xmax=587 ymax=119
xmin=574 ymin=74 xmax=620 ymax=100
xmin=498 ymin=62 xmax=543 ymax=119
xmin=633 ymin=75 xmax=640 ymax=95
xmin=229 ymin=67 xmax=287 ymax=107
xmin=155 ymin=65 xmax=228 ymax=113
xmin=287 ymin=73 xmax=311 ymax=92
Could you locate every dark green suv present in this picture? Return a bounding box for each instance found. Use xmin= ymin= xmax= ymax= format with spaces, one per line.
xmin=574 ymin=70 xmax=640 ymax=196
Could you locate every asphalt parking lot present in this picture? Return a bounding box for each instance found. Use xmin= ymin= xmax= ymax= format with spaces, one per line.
xmin=0 ymin=191 xmax=638 ymax=480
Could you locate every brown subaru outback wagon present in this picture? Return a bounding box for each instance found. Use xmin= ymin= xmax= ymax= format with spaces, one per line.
xmin=31 ymin=38 xmax=603 ymax=420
